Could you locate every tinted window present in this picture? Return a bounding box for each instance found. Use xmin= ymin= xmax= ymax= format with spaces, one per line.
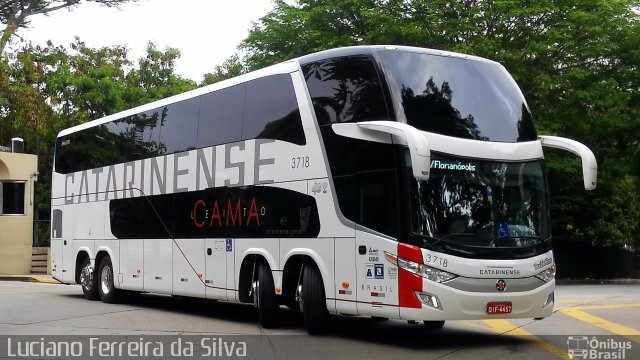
xmin=159 ymin=98 xmax=200 ymax=154
xmin=302 ymin=56 xmax=389 ymax=125
xmin=358 ymin=171 xmax=398 ymax=237
xmin=109 ymin=186 xmax=320 ymax=239
xmin=1 ymin=182 xmax=25 ymax=215
xmin=129 ymin=108 xmax=163 ymax=156
xmin=55 ymin=125 xmax=127 ymax=174
xmin=55 ymin=101 xmax=194 ymax=174
xmin=243 ymin=75 xmax=305 ymax=145
xmin=378 ymin=50 xmax=537 ymax=142
xmin=104 ymin=117 xmax=154 ymax=162
xmin=197 ymin=84 xmax=244 ymax=148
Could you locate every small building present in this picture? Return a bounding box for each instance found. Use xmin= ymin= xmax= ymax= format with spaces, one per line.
xmin=0 ymin=139 xmax=38 ymax=275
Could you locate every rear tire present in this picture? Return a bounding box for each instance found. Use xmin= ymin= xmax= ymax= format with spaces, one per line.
xmin=98 ymin=256 xmax=120 ymax=304
xmin=301 ymin=263 xmax=329 ymax=335
xmin=423 ymin=320 xmax=445 ymax=331
xmin=256 ymin=263 xmax=279 ymax=328
xmin=80 ymin=257 xmax=99 ymax=300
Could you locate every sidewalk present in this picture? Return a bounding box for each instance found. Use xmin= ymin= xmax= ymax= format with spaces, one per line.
xmin=0 ymin=274 xmax=60 ymax=284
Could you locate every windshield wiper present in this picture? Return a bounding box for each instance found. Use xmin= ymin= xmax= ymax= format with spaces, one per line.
xmin=421 ymin=232 xmax=477 ymax=247
xmin=495 ymin=235 xmax=550 ymax=244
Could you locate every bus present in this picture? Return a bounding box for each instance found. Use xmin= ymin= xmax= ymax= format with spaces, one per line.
xmin=50 ymin=45 xmax=597 ymax=334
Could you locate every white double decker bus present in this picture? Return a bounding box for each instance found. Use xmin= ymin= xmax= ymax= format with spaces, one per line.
xmin=51 ymin=45 xmax=597 ymax=334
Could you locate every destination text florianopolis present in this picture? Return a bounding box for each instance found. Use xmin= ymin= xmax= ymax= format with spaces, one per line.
xmin=430 ymin=160 xmax=476 ymax=171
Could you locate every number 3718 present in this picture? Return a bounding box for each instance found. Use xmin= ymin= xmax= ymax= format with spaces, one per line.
xmin=292 ymin=156 xmax=309 ymax=169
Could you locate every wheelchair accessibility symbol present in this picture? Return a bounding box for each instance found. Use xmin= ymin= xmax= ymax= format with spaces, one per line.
xmin=497 ymin=223 xmax=508 ymax=238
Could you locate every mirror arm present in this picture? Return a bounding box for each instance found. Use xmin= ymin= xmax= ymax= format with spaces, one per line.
xmin=539 ymin=135 xmax=598 ymax=190
xmin=332 ymin=121 xmax=431 ymax=181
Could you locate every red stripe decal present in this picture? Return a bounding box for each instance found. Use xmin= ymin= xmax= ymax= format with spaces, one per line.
xmin=398 ymin=243 xmax=423 ymax=308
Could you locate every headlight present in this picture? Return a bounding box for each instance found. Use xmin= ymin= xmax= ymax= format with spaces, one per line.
xmin=385 ymin=252 xmax=457 ymax=283
xmin=535 ymin=263 xmax=556 ymax=282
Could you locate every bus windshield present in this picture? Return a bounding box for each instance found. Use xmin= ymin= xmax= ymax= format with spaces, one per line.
xmin=378 ymin=49 xmax=537 ymax=142
xmin=408 ymin=153 xmax=550 ymax=249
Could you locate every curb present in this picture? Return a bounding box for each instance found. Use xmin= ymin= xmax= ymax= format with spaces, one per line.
xmin=556 ymin=279 xmax=640 ymax=285
xmin=0 ymin=275 xmax=61 ymax=284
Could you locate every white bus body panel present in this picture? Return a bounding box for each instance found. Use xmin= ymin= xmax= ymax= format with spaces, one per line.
xmin=144 ymin=239 xmax=172 ymax=294
xmin=334 ymin=237 xmax=357 ymax=315
xmin=173 ymin=239 xmax=205 ymax=297
xmin=60 ymin=204 xmax=76 ymax=283
xmin=204 ymin=238 xmax=228 ymax=300
xmin=119 ymin=239 xmax=143 ymax=291
xmin=355 ymin=231 xmax=400 ymax=319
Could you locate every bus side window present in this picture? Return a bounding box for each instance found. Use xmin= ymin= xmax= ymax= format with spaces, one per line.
xmin=197 ymin=84 xmax=244 ymax=149
xmin=159 ymin=97 xmax=200 ymax=154
xmin=302 ymin=55 xmax=389 ymax=125
xmin=242 ymin=74 xmax=306 ymax=145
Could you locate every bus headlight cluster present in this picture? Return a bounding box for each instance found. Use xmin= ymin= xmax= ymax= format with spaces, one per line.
xmin=385 ymin=252 xmax=457 ymax=283
xmin=534 ymin=264 xmax=556 ymax=282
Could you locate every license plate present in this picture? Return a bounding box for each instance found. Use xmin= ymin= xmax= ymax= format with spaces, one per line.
xmin=487 ymin=302 xmax=512 ymax=314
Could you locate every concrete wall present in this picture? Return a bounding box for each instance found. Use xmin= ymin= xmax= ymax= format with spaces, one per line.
xmin=0 ymin=152 xmax=38 ymax=275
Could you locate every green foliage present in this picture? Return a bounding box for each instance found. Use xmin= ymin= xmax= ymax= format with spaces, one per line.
xmin=201 ymin=54 xmax=246 ymax=86
xmin=0 ymin=38 xmax=195 ymax=237
xmin=242 ymin=0 xmax=640 ymax=248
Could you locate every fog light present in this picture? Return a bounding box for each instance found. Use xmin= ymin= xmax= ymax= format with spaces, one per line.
xmin=543 ymin=292 xmax=554 ymax=307
xmin=417 ymin=292 xmax=442 ymax=310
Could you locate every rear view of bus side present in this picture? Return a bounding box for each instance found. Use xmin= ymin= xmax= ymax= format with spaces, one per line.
xmin=51 ymin=45 xmax=597 ymax=334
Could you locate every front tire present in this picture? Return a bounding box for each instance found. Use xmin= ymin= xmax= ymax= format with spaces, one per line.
xmin=80 ymin=257 xmax=99 ymax=300
xmin=301 ymin=263 xmax=329 ymax=335
xmin=256 ymin=263 xmax=279 ymax=328
xmin=98 ymin=257 xmax=120 ymax=303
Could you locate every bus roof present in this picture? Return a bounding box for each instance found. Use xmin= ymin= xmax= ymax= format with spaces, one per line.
xmin=296 ymin=45 xmax=497 ymax=66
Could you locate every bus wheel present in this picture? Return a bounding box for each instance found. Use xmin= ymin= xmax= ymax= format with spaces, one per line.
xmin=98 ymin=256 xmax=120 ymax=304
xmin=80 ymin=257 xmax=99 ymax=300
xmin=301 ymin=263 xmax=329 ymax=335
xmin=255 ymin=263 xmax=279 ymax=328
xmin=423 ymin=320 xmax=445 ymax=331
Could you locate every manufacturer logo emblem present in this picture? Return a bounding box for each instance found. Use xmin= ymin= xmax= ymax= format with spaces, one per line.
xmin=496 ymin=279 xmax=507 ymax=292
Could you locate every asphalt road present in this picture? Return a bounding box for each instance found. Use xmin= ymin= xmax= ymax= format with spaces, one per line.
xmin=0 ymin=281 xmax=638 ymax=359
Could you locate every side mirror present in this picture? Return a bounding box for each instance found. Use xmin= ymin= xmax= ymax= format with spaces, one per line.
xmin=332 ymin=121 xmax=431 ymax=181
xmin=539 ymin=135 xmax=597 ymax=190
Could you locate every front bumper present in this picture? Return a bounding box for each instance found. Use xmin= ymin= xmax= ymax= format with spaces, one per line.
xmin=399 ymin=278 xmax=555 ymax=321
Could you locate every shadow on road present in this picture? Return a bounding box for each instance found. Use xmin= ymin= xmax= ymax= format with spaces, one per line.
xmin=59 ymin=290 xmax=529 ymax=351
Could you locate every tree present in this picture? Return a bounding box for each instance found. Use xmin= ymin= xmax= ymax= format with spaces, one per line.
xmin=241 ymin=0 xmax=640 ymax=247
xmin=0 ymin=0 xmax=135 ymax=54
xmin=201 ymin=54 xmax=246 ymax=86
xmin=126 ymin=42 xmax=197 ymax=105
xmin=0 ymin=39 xmax=196 ymax=245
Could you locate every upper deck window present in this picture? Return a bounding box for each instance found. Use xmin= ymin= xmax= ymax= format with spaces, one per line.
xmin=378 ymin=50 xmax=537 ymax=142
xmin=302 ymin=55 xmax=390 ymax=125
